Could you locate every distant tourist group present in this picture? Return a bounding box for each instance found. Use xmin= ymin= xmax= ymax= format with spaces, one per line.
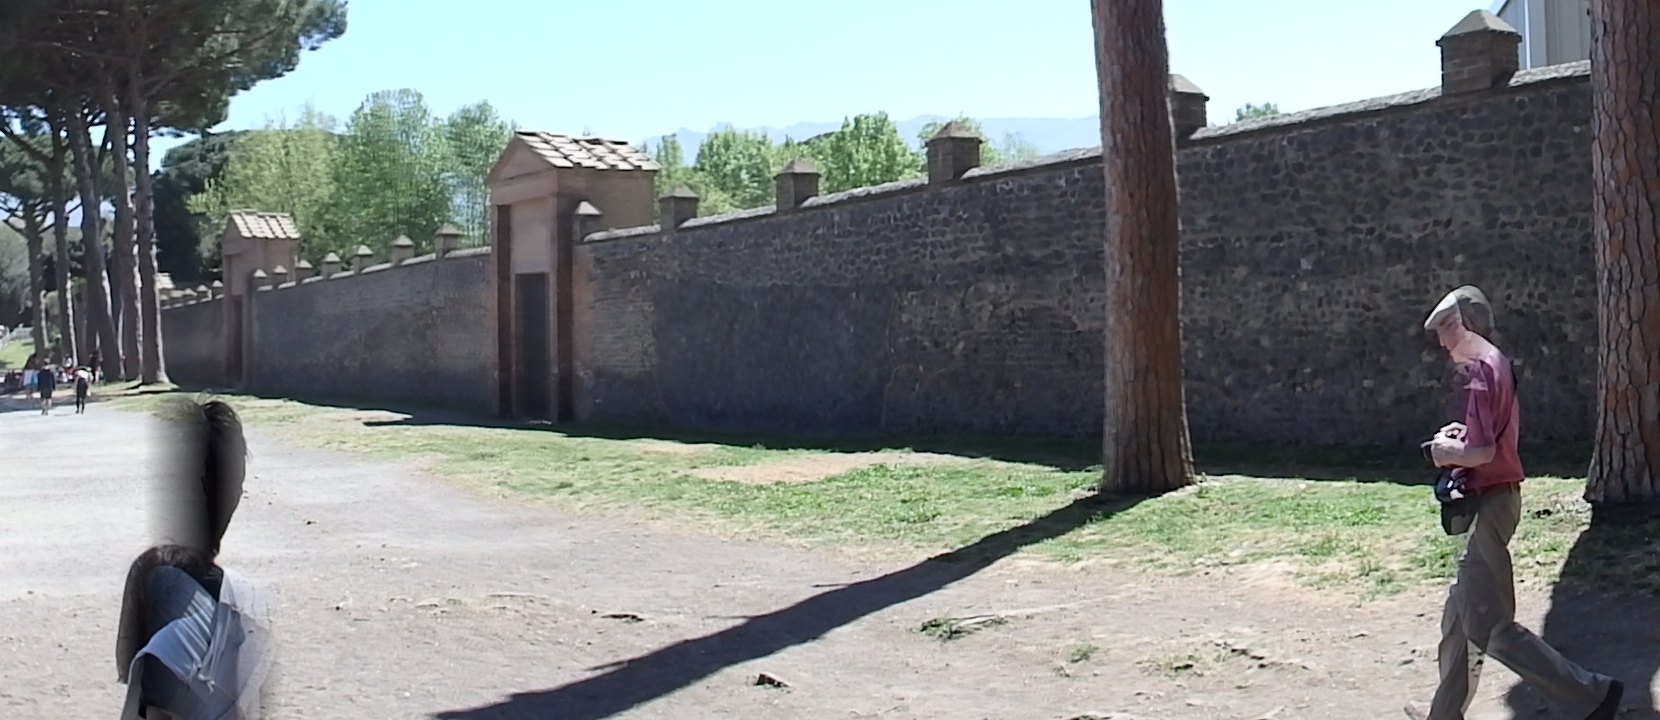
xmin=6 ymin=357 xmax=97 ymax=415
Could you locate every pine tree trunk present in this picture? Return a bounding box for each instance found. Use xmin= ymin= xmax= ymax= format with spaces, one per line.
xmin=48 ymin=130 xmax=77 ymax=366
xmin=103 ymin=86 xmax=141 ymax=381
xmin=1091 ymin=0 xmax=1195 ymax=494
xmin=24 ymin=219 xmax=46 ymax=358
xmin=66 ymin=110 xmax=120 ymax=381
xmin=129 ymin=72 xmax=167 ymax=385
xmin=1586 ymin=0 xmax=1660 ymax=504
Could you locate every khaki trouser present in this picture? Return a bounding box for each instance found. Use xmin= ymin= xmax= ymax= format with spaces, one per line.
xmin=1430 ymin=483 xmax=1612 ymax=719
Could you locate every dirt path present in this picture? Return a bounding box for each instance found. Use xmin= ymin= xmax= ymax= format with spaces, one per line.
xmin=0 ymin=396 xmax=1652 ymax=719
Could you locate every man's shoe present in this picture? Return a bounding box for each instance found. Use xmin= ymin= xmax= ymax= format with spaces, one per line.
xmin=1585 ymin=678 xmax=1623 ymax=720
xmin=1403 ymin=701 xmax=1431 ymax=720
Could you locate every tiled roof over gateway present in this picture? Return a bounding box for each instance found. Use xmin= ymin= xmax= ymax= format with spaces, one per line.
xmin=515 ymin=131 xmax=659 ymax=171
xmin=228 ymin=210 xmax=301 ymax=240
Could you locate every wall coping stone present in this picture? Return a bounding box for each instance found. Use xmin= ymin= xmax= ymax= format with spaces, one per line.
xmin=446 ymin=245 xmax=493 ymax=259
xmin=404 ymin=253 xmax=438 ymax=266
xmin=578 ymin=61 xmax=1591 ymax=246
xmin=300 ymin=276 xmax=324 ymax=284
xmin=359 ymin=262 xmax=394 ymax=275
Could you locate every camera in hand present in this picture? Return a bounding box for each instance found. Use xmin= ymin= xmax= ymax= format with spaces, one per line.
xmin=1423 ymin=439 xmax=1477 ymax=536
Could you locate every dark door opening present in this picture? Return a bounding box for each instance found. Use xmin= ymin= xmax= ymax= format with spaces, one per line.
xmin=514 ymin=272 xmax=552 ymax=420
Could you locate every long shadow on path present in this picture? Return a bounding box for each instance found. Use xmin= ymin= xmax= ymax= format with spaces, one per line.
xmin=1505 ymin=503 xmax=1660 ymax=719
xmin=432 ymin=494 xmax=1141 ymax=720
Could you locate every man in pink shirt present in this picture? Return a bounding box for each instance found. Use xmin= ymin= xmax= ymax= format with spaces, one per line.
xmin=1407 ymin=286 xmax=1622 ymax=720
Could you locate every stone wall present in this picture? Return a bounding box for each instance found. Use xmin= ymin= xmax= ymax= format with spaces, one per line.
xmin=159 ymin=298 xmax=225 ymax=388
xmin=576 ymin=62 xmax=1596 ymax=445
xmin=246 ymin=249 xmax=496 ymax=413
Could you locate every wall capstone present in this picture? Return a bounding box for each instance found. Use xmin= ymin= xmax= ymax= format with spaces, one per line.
xmin=391 ymin=235 xmax=416 ymax=265
xmin=434 ymin=224 xmax=465 ymax=257
xmin=575 ymin=201 xmax=603 ymax=239
xmin=926 ymin=120 xmax=981 ymax=183
xmin=660 ymin=185 xmax=699 ymax=230
xmin=353 ymin=245 xmax=375 ymax=271
xmin=1169 ymin=74 xmax=1209 ymax=138
xmin=775 ymin=158 xmax=822 ymax=211
xmin=293 ymin=259 xmax=314 ymax=281
xmin=1437 ymin=10 xmax=1521 ymax=95
xmin=321 ymin=252 xmax=342 ymax=277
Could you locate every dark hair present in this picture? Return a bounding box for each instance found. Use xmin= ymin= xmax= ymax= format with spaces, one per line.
xmin=197 ymin=400 xmax=247 ymax=555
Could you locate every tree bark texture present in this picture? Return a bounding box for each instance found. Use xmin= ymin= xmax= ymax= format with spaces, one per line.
xmin=1091 ymin=0 xmax=1195 ymax=494
xmin=48 ymin=129 xmax=77 ymax=366
xmin=23 ymin=218 xmax=46 ymax=357
xmin=102 ymin=88 xmax=141 ymax=381
xmin=66 ymin=110 xmax=119 ymax=381
xmin=1587 ymin=0 xmax=1660 ymax=504
xmin=129 ymin=72 xmax=166 ymax=385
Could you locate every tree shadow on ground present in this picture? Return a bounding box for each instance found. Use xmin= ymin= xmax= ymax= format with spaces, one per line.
xmin=430 ymin=493 xmax=1142 ymax=720
xmin=1504 ymin=503 xmax=1660 ymax=719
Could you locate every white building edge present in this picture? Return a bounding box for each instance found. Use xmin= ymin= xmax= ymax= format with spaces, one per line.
xmin=1490 ymin=0 xmax=1590 ymax=69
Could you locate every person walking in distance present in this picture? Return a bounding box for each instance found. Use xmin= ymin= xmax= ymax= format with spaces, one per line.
xmin=1405 ymin=286 xmax=1622 ymax=720
xmin=73 ymin=365 xmax=91 ymax=414
xmin=35 ymin=362 xmax=54 ymax=415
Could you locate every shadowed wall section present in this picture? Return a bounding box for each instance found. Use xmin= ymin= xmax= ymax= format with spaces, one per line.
xmin=158 ymin=248 xmax=498 ymax=413
xmin=158 ymin=298 xmax=225 ymax=388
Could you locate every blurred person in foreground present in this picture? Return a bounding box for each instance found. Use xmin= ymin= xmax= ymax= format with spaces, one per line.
xmin=116 ymin=399 xmax=273 ymax=720
xmin=1405 ymin=286 xmax=1621 ymax=720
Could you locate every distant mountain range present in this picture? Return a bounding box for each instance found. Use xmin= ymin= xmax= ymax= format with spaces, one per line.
xmin=647 ymin=115 xmax=1104 ymax=163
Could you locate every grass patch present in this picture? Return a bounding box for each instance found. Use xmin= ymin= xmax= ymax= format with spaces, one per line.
xmin=0 ymin=339 xmax=34 ymax=369
xmin=104 ymin=392 xmax=1639 ymax=598
xmin=1067 ymin=643 xmax=1100 ymax=664
xmin=917 ymin=615 xmax=1007 ymax=641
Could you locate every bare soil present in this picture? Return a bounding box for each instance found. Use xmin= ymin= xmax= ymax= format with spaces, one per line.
xmin=1 ymin=395 xmax=1654 ymax=719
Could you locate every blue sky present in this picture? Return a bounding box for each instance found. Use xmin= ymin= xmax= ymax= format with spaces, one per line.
xmin=150 ymin=0 xmax=1494 ymax=169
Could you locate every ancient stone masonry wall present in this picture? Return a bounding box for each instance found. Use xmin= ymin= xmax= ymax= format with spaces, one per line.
xmin=247 ymin=249 xmax=496 ymax=413
xmin=159 ymin=298 xmax=225 ymax=388
xmin=578 ymin=63 xmax=1597 ymax=444
xmin=577 ymin=170 xmax=1108 ymax=437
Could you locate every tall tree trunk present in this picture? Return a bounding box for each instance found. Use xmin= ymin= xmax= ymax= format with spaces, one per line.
xmin=66 ymin=110 xmax=120 ymax=381
xmin=1091 ymin=0 xmax=1194 ymax=494
xmin=1586 ymin=0 xmax=1660 ymax=504
xmin=102 ymin=85 xmax=141 ymax=381
xmin=48 ymin=127 xmax=77 ymax=366
xmin=23 ymin=218 xmax=46 ymax=358
xmin=129 ymin=73 xmax=167 ymax=385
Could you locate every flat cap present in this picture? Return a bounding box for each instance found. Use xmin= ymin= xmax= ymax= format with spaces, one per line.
xmin=1424 ymin=285 xmax=1495 ymax=338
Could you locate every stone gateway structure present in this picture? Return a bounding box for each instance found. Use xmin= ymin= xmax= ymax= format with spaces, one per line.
xmin=159 ymin=12 xmax=1603 ymax=446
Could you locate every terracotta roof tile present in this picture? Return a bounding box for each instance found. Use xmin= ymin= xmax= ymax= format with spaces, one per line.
xmin=513 ymin=131 xmax=660 ymax=171
xmin=228 ymin=210 xmax=302 ymax=240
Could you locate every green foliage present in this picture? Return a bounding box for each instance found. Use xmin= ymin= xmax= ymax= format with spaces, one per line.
xmin=694 ymin=127 xmax=776 ymax=211
xmin=1234 ymin=102 xmax=1281 ymax=122
xmin=187 ymin=92 xmax=512 ymax=263
xmin=0 ymin=221 xmax=27 ymax=326
xmin=327 ymin=89 xmax=452 ymax=257
xmin=153 ymin=132 xmax=243 ymax=283
xmin=189 ymin=105 xmax=338 ymax=260
xmin=661 ymin=111 xmax=931 ymax=215
xmin=440 ymin=101 xmax=512 ymax=246
xmin=802 ymin=112 xmax=922 ymax=193
xmin=648 ymin=135 xmax=736 ymax=218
